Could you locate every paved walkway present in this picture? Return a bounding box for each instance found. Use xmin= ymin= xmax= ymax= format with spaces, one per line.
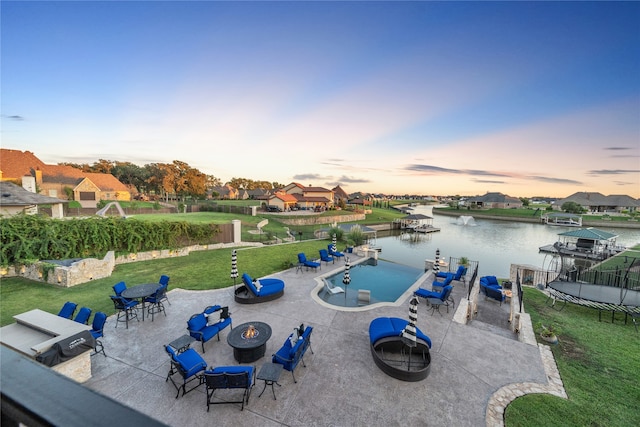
xmin=85 ymin=256 xmax=565 ymax=426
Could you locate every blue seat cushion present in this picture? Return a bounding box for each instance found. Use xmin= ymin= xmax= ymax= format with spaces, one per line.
xmin=207 ymin=365 xmax=254 ymax=387
xmin=243 ymin=273 xmax=284 ymax=296
xmin=415 ymin=288 xmax=439 ymax=299
xmin=272 ymin=337 xmax=294 ymax=369
xmin=188 ymin=313 xmax=207 ymax=334
xmin=257 ymin=278 xmax=285 ymax=296
xmin=178 ymin=349 xmax=207 ymax=377
xmin=368 ymin=317 xmax=431 ymax=348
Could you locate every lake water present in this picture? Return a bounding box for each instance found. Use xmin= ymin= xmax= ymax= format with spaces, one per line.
xmin=371 ymin=206 xmax=640 ymax=279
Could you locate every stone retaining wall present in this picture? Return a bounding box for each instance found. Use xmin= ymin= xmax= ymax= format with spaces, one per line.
xmin=278 ymin=213 xmax=365 ymax=226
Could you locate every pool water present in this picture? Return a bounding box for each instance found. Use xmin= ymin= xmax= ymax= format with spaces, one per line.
xmin=319 ymin=259 xmax=423 ymax=307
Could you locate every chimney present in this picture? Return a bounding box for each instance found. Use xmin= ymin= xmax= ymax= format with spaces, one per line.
xmin=35 ymin=168 xmax=43 ymax=186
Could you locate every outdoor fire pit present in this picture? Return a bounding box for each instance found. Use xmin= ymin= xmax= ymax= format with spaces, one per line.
xmin=227 ymin=321 xmax=272 ymax=363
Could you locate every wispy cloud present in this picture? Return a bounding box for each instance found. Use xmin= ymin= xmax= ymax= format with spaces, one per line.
xmin=527 ymin=176 xmax=582 ymax=185
xmin=292 ymin=173 xmax=324 ymax=181
xmin=604 ymin=146 xmax=633 ymax=150
xmin=472 ymin=179 xmax=505 ymax=184
xmin=587 ymin=169 xmax=640 ymax=175
xmin=1 ymin=114 xmax=24 ymax=121
xmin=404 ymin=164 xmax=510 ymax=178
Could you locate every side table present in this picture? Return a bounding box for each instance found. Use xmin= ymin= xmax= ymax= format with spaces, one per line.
xmin=257 ymin=362 xmax=283 ymax=400
xmin=169 ymin=335 xmax=195 ymax=354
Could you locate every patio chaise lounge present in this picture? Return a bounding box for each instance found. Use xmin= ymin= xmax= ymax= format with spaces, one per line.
xmin=435 ymin=265 xmax=467 ymax=283
xmin=297 ymin=253 xmax=321 ymax=272
xmin=368 ymin=317 xmax=431 ymax=381
xmin=327 ymin=244 xmax=345 ymax=260
xmin=235 ymin=273 xmax=285 ymax=304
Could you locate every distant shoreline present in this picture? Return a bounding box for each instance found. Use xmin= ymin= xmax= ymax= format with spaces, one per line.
xmin=431 ymin=208 xmax=640 ymax=229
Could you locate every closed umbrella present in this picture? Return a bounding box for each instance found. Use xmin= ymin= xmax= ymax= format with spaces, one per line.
xmin=342 ymin=258 xmax=351 ymax=303
xmin=401 ymin=296 xmax=420 ymax=371
xmin=401 ymin=296 xmax=419 ymax=348
xmin=332 ymin=234 xmax=338 ymax=254
xmin=230 ymin=250 xmax=238 ymax=291
xmin=434 ymin=248 xmax=440 ymax=274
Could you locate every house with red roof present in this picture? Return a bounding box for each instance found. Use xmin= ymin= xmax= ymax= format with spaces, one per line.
xmin=268 ymin=182 xmax=335 ymax=211
xmin=0 ymin=148 xmax=130 ymax=208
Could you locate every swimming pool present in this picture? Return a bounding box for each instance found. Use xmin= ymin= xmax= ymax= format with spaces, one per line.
xmin=317 ymin=258 xmax=424 ymax=308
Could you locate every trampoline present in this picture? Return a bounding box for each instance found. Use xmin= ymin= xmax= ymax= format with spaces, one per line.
xmin=546 ymin=280 xmax=640 ymax=321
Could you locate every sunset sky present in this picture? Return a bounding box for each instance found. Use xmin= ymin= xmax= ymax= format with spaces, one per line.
xmin=2 ymin=1 xmax=639 ymax=198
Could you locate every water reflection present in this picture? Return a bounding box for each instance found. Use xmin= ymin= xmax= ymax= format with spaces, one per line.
xmin=374 ymin=206 xmax=640 ymax=278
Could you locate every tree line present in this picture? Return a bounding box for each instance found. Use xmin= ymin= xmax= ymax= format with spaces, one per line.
xmin=60 ymin=159 xmax=284 ymax=201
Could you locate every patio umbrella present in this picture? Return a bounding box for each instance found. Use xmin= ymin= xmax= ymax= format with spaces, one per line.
xmin=332 ymin=234 xmax=338 ymax=254
xmin=434 ymin=248 xmax=440 ymax=274
xmin=401 ymin=296 xmax=419 ymax=348
xmin=343 ymin=258 xmax=351 ymax=303
xmin=230 ymin=250 xmax=238 ymax=291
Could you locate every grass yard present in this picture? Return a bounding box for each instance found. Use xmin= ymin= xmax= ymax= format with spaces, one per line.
xmin=0 ymin=240 xmax=327 ymax=327
xmin=505 ymin=287 xmax=640 ymax=427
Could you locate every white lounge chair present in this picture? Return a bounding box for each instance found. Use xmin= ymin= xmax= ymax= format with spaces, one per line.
xmin=324 ymin=279 xmax=344 ymax=294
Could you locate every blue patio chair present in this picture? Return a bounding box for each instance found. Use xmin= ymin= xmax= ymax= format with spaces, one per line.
xmin=319 ymin=249 xmax=334 ymax=265
xmin=112 ymin=281 xmax=127 ymax=297
xmin=91 ymin=311 xmax=107 ymax=357
xmin=328 ymin=244 xmax=345 ymax=260
xmin=297 ymin=253 xmax=321 ymax=272
xmin=110 ymin=295 xmax=139 ymax=329
xmin=74 ymin=307 xmax=92 ymax=325
xmin=414 ymin=285 xmax=454 ymax=315
xmin=165 ymin=345 xmax=207 ymax=398
xmin=159 ymin=275 xmax=171 ymax=305
xmin=57 ymin=301 xmax=77 ymax=319
xmin=145 ymin=284 xmax=167 ymax=321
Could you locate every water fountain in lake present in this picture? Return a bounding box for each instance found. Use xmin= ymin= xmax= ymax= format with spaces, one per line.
xmin=457 ymin=215 xmax=476 ymax=226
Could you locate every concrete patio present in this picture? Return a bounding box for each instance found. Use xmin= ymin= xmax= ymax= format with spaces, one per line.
xmin=85 ymin=257 xmax=562 ymax=426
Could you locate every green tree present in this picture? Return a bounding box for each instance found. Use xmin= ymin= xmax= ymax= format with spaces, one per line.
xmin=519 ymin=197 xmax=530 ymax=207
xmin=561 ymin=201 xmax=584 ymax=214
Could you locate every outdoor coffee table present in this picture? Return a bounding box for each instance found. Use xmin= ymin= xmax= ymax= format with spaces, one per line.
xmin=257 ymin=362 xmax=283 ymax=400
xmin=169 ymin=335 xmax=195 ymax=354
xmin=226 ymin=321 xmax=272 ymax=363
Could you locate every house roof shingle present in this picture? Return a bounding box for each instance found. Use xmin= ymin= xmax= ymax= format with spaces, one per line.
xmin=0 ymin=181 xmax=67 ymax=206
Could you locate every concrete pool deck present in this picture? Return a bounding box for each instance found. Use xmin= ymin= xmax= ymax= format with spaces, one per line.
xmin=85 ymin=258 xmax=565 ymax=426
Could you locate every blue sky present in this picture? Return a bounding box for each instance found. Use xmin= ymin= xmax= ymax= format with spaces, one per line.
xmin=2 ymin=1 xmax=639 ymax=197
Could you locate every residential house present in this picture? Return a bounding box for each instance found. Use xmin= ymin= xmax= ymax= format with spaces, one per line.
xmin=269 ymin=182 xmax=334 ymax=211
xmin=0 ymin=148 xmax=131 ymax=208
xmin=332 ymin=185 xmax=349 ymax=207
xmin=211 ymin=184 xmax=239 ymax=200
xmin=0 ymin=180 xmax=66 ymax=218
xmin=467 ymin=192 xmax=523 ymax=209
xmin=552 ymin=192 xmax=639 ymax=213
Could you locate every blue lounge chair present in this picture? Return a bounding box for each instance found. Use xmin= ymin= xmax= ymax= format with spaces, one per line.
xmin=414 ymin=285 xmax=454 ymax=314
xmin=235 ymin=273 xmax=285 ymax=304
xmin=328 ymin=244 xmax=345 ymax=260
xmin=435 ymin=265 xmax=467 ymax=282
xmin=319 ymin=249 xmax=334 ymax=265
xmin=297 ymin=253 xmax=321 ymax=272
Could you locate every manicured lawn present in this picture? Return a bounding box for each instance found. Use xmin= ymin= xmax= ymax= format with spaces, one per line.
xmin=0 ymin=240 xmax=327 ymax=326
xmin=505 ymin=287 xmax=640 ymax=427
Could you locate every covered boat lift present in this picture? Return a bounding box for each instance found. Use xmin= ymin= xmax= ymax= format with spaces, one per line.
xmin=539 ymin=227 xmax=624 ymax=261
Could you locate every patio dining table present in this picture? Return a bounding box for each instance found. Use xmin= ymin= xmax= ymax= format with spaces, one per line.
xmin=122 ymin=283 xmax=160 ymax=322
